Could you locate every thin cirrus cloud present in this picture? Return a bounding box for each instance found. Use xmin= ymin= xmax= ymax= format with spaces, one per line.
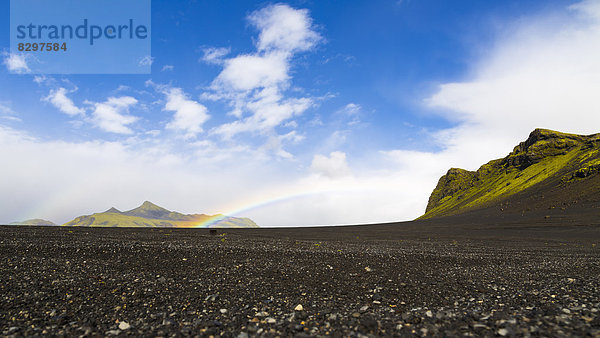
xmin=0 ymin=103 xmax=21 ymax=122
xmin=138 ymin=56 xmax=155 ymax=67
xmin=200 ymin=47 xmax=230 ymax=64
xmin=205 ymin=4 xmax=321 ymax=144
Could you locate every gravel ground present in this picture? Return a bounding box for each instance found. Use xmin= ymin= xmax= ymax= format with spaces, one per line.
xmin=1 ymin=225 xmax=599 ymax=337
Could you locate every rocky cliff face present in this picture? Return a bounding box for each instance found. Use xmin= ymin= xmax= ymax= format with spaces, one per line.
xmin=422 ymin=129 xmax=600 ymax=219
xmin=425 ymin=168 xmax=478 ymax=213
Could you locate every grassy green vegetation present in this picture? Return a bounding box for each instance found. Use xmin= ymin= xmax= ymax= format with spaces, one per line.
xmin=9 ymin=219 xmax=57 ymax=226
xmin=421 ymin=129 xmax=600 ymax=219
xmin=62 ymin=201 xmax=258 ymax=228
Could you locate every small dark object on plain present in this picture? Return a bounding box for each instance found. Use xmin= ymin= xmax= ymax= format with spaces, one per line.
xmin=210 ymin=229 xmax=217 ymax=236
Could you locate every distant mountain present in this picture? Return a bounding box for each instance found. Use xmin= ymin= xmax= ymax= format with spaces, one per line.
xmin=421 ymin=129 xmax=600 ymax=219
xmin=63 ymin=201 xmax=258 ymax=228
xmin=9 ymin=219 xmax=57 ymax=226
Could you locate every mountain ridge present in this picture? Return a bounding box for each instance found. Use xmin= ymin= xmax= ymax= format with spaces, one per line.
xmin=9 ymin=219 xmax=57 ymax=226
xmin=421 ymin=128 xmax=600 ymax=219
xmin=62 ymin=201 xmax=258 ymax=228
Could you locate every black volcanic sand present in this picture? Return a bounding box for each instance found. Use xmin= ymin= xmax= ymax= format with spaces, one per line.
xmin=1 ymin=220 xmax=599 ymax=337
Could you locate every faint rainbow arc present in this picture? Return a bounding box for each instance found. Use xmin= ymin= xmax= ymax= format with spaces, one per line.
xmin=193 ymin=190 xmax=326 ymax=228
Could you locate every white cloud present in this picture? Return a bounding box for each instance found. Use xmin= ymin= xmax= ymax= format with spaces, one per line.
xmin=212 ymin=91 xmax=312 ymax=139
xmin=336 ymin=103 xmax=363 ymax=126
xmin=205 ymin=4 xmax=321 ymax=146
xmin=161 ymin=65 xmax=174 ymax=72
xmin=0 ymin=122 xmax=435 ymax=226
xmin=240 ymin=0 xmax=600 ymax=225
xmin=138 ymin=56 xmax=154 ymax=67
xmin=3 ymin=53 xmax=30 ymax=74
xmin=5 ymin=2 xmax=598 ymax=227
xmin=248 ymin=4 xmax=321 ymax=53
xmin=260 ymin=131 xmax=305 ymax=159
xmin=88 ymin=96 xmax=139 ymax=134
xmin=213 ymin=52 xmax=289 ymax=92
xmin=0 ymin=125 xmax=293 ymax=225
xmin=33 ymin=75 xmax=47 ymax=84
xmin=311 ymin=151 xmax=351 ymax=178
xmin=201 ymin=47 xmax=230 ymax=64
xmin=0 ymin=103 xmax=21 ymax=122
xmin=420 ymin=0 xmax=600 ymax=171
xmin=44 ymin=88 xmax=85 ymax=116
xmin=163 ymin=87 xmax=210 ymax=138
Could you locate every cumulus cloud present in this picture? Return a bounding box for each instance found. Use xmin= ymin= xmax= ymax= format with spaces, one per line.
xmin=213 ymin=52 xmax=289 ymax=92
xmin=212 ymin=92 xmax=312 ymax=139
xmin=2 ymin=53 xmax=30 ymax=74
xmin=311 ymin=151 xmax=351 ymax=178
xmin=163 ymin=87 xmax=210 ymax=138
xmin=205 ymin=4 xmax=321 ymax=146
xmin=248 ymin=4 xmax=321 ymax=53
xmin=44 ymin=88 xmax=85 ymax=116
xmin=87 ymin=97 xmax=139 ymax=134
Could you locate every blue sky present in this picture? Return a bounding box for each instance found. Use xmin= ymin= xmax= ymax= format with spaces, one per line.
xmin=1 ymin=0 xmax=599 ymax=226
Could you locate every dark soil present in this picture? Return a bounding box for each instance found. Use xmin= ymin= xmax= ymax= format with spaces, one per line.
xmin=1 ymin=219 xmax=599 ymax=337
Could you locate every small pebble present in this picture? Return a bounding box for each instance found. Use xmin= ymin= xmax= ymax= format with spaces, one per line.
xmin=118 ymin=322 xmax=130 ymax=330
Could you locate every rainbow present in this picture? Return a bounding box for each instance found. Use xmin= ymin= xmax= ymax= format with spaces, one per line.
xmin=18 ymin=180 xmax=337 ymax=227
xmin=193 ymin=190 xmax=327 ymax=228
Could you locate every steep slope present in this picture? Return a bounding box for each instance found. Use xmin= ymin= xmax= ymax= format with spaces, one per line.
xmin=421 ymin=129 xmax=600 ymax=219
xmin=9 ymin=219 xmax=57 ymax=226
xmin=63 ymin=201 xmax=258 ymax=228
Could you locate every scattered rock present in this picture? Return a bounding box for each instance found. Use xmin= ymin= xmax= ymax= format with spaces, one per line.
xmin=1 ymin=224 xmax=598 ymax=337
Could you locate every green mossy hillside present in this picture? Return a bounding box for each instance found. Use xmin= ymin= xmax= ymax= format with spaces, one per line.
xmin=62 ymin=201 xmax=258 ymax=228
xmin=9 ymin=219 xmax=57 ymax=226
xmin=421 ymin=129 xmax=600 ymax=219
